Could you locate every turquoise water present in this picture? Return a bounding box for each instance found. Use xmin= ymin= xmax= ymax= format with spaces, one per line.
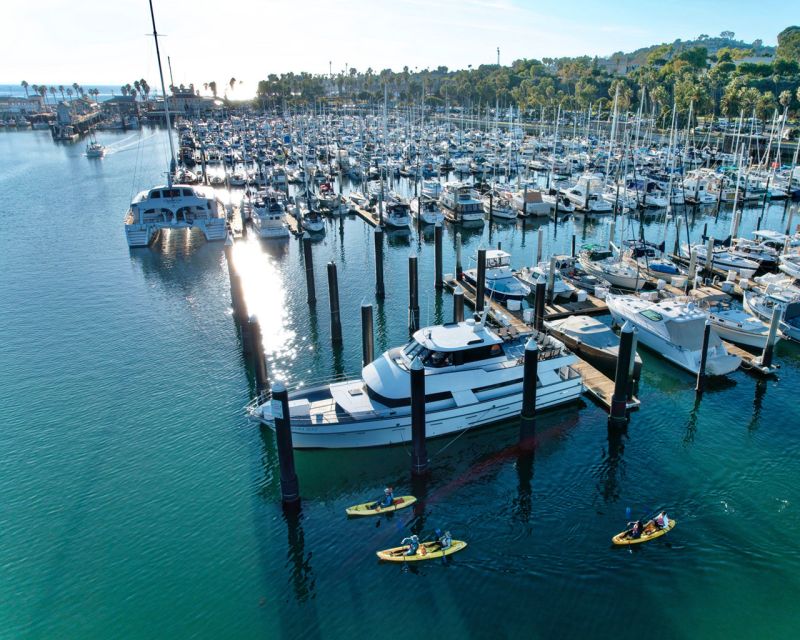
xmin=2 ymin=128 xmax=800 ymax=639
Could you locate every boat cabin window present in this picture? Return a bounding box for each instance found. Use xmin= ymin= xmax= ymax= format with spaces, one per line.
xmin=453 ymin=343 xmax=503 ymax=366
xmin=182 ymin=188 xmax=193 ymax=197
xmin=150 ymin=190 xmax=161 ymax=199
xmin=162 ymin=188 xmax=181 ymax=198
xmin=640 ymin=309 xmax=663 ymax=322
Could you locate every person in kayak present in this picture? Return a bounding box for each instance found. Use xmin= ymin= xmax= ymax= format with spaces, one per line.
xmin=654 ymin=511 xmax=670 ymax=529
xmin=629 ymin=520 xmax=643 ymax=539
xmin=371 ymin=487 xmax=395 ymax=510
xmin=436 ymin=529 xmax=452 ymax=550
xmin=401 ymin=534 xmax=420 ymax=556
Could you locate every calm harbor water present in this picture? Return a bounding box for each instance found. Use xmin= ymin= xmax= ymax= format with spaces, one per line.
xmin=2 ymin=128 xmax=800 ymax=639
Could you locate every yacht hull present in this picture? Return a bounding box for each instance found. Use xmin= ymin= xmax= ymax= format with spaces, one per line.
xmin=253 ymin=377 xmax=583 ymax=448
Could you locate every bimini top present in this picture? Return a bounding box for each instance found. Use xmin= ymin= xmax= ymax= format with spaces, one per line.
xmin=411 ymin=320 xmax=502 ymax=353
xmin=478 ymin=249 xmax=511 ymax=268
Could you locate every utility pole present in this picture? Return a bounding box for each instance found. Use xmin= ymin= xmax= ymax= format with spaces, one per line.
xmin=497 ymin=47 xmax=500 ymax=66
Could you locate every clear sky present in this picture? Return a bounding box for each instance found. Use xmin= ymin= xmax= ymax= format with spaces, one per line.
xmin=4 ymin=0 xmax=793 ymax=96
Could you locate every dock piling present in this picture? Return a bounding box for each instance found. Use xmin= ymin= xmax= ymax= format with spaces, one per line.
xmin=571 ymin=234 xmax=576 ymax=258
xmin=536 ymin=228 xmax=544 ymax=265
xmin=361 ymin=303 xmax=374 ymax=367
xmin=673 ymin=217 xmax=682 ymax=257
xmin=758 ymin=306 xmax=781 ymax=369
xmin=272 ymin=382 xmax=300 ymax=506
xmin=475 ymin=248 xmax=487 ymax=314
xmin=453 ymin=285 xmax=465 ymax=323
xmin=302 ymin=232 xmax=316 ymax=304
xmin=374 ymin=226 xmax=385 ymax=299
xmin=533 ymin=277 xmax=546 ymax=331
xmin=249 ymin=316 xmax=269 ymax=393
xmin=409 ymin=254 xmax=420 ymax=331
xmin=519 ymin=337 xmax=539 ymax=448
xmin=410 ymin=357 xmax=429 ymax=476
xmin=326 ymin=262 xmax=343 ymax=344
xmin=705 ymin=236 xmax=715 ymax=277
xmin=434 ymin=222 xmax=443 ymax=290
xmin=687 ymin=248 xmax=698 ymax=290
xmin=546 ymin=255 xmax=557 ymax=303
xmin=695 ymin=321 xmax=712 ymax=396
xmin=609 ymin=321 xmax=635 ymax=427
xmin=455 ymin=231 xmax=463 ymax=281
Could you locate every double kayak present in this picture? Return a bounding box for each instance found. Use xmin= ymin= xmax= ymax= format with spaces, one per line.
xmin=612 ymin=520 xmax=676 ymax=545
xmin=376 ymin=540 xmax=468 ymax=562
xmin=345 ymin=496 xmax=417 ymax=517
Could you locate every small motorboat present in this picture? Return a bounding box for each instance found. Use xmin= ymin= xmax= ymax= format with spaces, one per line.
xmin=612 ymin=519 xmax=676 ymax=546
xmin=345 ymin=496 xmax=417 ymax=517
xmin=376 ymin=540 xmax=467 ymax=562
xmin=546 ymin=315 xmax=642 ymax=378
xmin=462 ymin=250 xmax=531 ymax=302
xmin=552 ymin=255 xmax=611 ymax=293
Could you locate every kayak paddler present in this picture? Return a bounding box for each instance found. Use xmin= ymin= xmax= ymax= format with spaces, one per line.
xmin=435 ymin=528 xmax=452 ymax=550
xmin=401 ymin=534 xmax=420 ymax=556
xmin=371 ymin=487 xmax=394 ymax=510
xmin=654 ymin=511 xmax=670 ymax=529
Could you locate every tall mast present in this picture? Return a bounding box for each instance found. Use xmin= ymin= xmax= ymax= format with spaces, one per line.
xmin=148 ymin=0 xmax=175 ymax=183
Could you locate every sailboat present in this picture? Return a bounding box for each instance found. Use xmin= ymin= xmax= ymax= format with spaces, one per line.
xmin=123 ymin=0 xmax=226 ymax=248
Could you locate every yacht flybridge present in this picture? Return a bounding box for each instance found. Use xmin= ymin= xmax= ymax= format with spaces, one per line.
xmin=247 ymin=319 xmax=583 ymax=448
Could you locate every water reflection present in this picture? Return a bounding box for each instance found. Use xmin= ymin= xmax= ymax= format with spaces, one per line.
xmin=283 ymin=507 xmax=316 ymax=604
xmin=747 ymin=379 xmax=768 ymax=434
xmin=595 ymin=425 xmax=627 ymax=506
xmin=232 ymin=236 xmax=296 ymax=381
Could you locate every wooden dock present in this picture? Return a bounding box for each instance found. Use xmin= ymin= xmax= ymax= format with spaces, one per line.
xmin=352 ymin=205 xmax=379 ymax=228
xmin=543 ymin=295 xmax=608 ymax=320
xmin=284 ymin=212 xmax=301 ymax=236
xmin=721 ymin=340 xmax=777 ymax=377
xmin=572 ymin=359 xmax=640 ymax=410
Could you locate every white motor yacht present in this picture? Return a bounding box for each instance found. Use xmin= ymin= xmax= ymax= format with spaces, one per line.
xmin=249 ymin=191 xmax=290 ymax=239
xmin=410 ymin=196 xmax=445 ymax=225
xmin=692 ymin=291 xmax=772 ymax=349
xmin=463 ymin=250 xmax=531 ymax=302
xmin=383 ymin=194 xmax=412 ymax=228
xmin=683 ymin=244 xmax=760 ymax=276
xmin=606 ymin=295 xmax=741 ymax=375
xmin=579 ymin=246 xmax=645 ymax=290
xmin=247 ymin=319 xmax=583 ymax=448
xmin=439 ymin=182 xmax=485 ymax=223
xmin=516 ymin=262 xmax=575 ymax=300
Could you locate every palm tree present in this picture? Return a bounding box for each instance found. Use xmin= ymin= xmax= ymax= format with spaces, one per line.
xmin=58 ymin=85 xmax=65 ymax=100
xmin=49 ymin=86 xmax=57 ymax=104
xmin=72 ymin=82 xmax=80 ymax=97
xmin=21 ymin=80 xmax=29 ymax=98
xmin=66 ymin=87 xmax=73 ymax=100
xmin=209 ymin=81 xmax=218 ymax=98
xmin=38 ymin=85 xmax=47 ymax=104
xmin=229 ymin=77 xmax=236 ymax=93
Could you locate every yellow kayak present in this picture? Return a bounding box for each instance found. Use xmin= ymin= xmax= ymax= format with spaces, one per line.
xmin=345 ymin=496 xmax=417 ymax=517
xmin=377 ymin=540 xmax=467 ymax=562
xmin=612 ymin=520 xmax=676 ymax=545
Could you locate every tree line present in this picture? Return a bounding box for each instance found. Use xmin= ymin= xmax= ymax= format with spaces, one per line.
xmin=254 ymin=26 xmax=800 ymax=125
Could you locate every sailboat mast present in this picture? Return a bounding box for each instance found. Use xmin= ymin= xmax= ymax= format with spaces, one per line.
xmin=148 ymin=0 xmax=175 ymax=180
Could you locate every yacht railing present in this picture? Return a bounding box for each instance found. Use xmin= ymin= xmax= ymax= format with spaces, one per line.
xmin=244 ymin=372 xmax=358 ymax=416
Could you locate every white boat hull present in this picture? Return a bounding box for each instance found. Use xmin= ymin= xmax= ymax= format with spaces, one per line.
xmin=253 ymin=376 xmax=583 ymax=448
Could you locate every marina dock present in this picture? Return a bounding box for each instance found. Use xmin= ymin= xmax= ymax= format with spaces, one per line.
xmin=443 ymin=275 xmax=638 ymax=411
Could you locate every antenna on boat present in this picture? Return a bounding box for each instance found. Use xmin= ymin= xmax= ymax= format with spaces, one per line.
xmin=148 ymin=0 xmax=176 ymax=186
